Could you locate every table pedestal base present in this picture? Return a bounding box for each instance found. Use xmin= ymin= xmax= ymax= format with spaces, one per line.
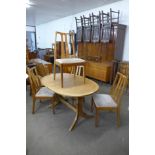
xmin=57 ymin=95 xmax=93 ymax=131
xmin=69 ymin=97 xmax=93 ymax=131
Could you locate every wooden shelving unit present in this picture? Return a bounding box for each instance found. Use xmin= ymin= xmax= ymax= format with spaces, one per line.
xmin=77 ymin=24 xmax=126 ymax=82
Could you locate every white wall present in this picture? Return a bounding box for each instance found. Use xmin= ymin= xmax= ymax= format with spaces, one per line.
xmin=36 ymin=0 xmax=129 ymax=61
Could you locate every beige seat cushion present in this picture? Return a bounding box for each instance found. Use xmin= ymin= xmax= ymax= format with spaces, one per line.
xmin=93 ymin=94 xmax=117 ymax=108
xmin=36 ymin=87 xmax=55 ymax=97
xmin=56 ymin=58 xmax=85 ymax=64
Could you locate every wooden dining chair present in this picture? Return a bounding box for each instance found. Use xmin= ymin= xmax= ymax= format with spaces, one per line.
xmin=91 ymin=72 xmax=128 ymax=127
xmin=36 ymin=63 xmax=50 ymax=77
xmin=118 ymin=61 xmax=129 ymax=92
xmin=27 ymin=67 xmax=56 ymax=114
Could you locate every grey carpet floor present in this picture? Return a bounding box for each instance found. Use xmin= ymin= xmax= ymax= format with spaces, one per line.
xmin=26 ymin=79 xmax=129 ymax=155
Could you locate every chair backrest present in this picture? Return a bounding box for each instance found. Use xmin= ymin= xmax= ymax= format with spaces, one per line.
xmin=110 ymin=72 xmax=127 ymax=106
xmin=118 ymin=61 xmax=129 ymax=79
xmin=100 ymin=11 xmax=111 ymax=43
xmin=91 ymin=12 xmax=101 ymax=42
xmin=27 ymin=67 xmax=41 ymax=96
xmin=36 ymin=63 xmax=49 ymax=77
xmin=82 ymin=15 xmax=91 ymax=42
xmin=101 ymin=11 xmax=110 ymax=25
xmin=110 ymin=8 xmax=120 ymax=25
xmin=75 ymin=16 xmax=83 ymax=42
xmin=54 ymin=31 xmax=75 ymax=59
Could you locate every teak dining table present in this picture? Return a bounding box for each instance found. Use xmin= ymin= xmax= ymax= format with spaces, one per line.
xmin=41 ymin=73 xmax=99 ymax=131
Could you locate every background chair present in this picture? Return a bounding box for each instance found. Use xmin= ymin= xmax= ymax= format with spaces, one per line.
xmin=27 ymin=67 xmax=56 ymax=114
xmin=118 ymin=61 xmax=129 ymax=92
xmin=91 ymin=72 xmax=127 ymax=127
xmin=35 ymin=63 xmax=50 ymax=77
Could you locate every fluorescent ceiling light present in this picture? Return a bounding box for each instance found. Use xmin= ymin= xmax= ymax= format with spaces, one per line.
xmin=26 ymin=3 xmax=31 ymax=8
xmin=26 ymin=0 xmax=34 ymax=8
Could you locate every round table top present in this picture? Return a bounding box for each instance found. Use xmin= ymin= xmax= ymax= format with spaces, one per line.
xmin=41 ymin=73 xmax=99 ymax=97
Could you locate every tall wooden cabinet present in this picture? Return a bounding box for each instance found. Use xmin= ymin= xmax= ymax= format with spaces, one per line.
xmin=78 ymin=24 xmax=126 ymax=82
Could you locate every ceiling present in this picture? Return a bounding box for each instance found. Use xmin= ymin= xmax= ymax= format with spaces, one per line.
xmin=26 ymin=0 xmax=122 ymax=26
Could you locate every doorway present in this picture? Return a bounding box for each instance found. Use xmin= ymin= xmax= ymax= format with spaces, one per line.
xmin=26 ymin=26 xmax=37 ymax=52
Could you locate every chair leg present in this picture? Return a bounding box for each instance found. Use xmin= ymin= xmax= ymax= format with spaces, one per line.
xmin=116 ymin=109 xmax=120 ymax=127
xmin=124 ymin=79 xmax=129 ymax=95
xmin=90 ymin=97 xmax=94 ymax=112
xmin=32 ymin=97 xmax=36 ymax=114
xmin=29 ymin=85 xmax=32 ymax=96
xmin=26 ymin=81 xmax=28 ymax=91
xmin=95 ymin=109 xmax=99 ymax=127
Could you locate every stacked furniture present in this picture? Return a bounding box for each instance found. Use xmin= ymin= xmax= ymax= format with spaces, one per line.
xmin=75 ymin=8 xmax=126 ymax=83
xmin=54 ymin=32 xmax=86 ymax=88
xmin=54 ymin=31 xmax=75 ymax=59
xmin=91 ymin=12 xmax=101 ymax=43
xmin=51 ymin=32 xmax=99 ymax=131
xmin=54 ymin=31 xmax=76 ymax=74
xmin=75 ymin=17 xmax=83 ymax=42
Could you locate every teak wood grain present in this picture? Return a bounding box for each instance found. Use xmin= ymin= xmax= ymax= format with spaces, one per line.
xmin=41 ymin=73 xmax=98 ymax=97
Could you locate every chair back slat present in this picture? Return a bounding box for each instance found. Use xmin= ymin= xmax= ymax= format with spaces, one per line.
xmin=112 ymin=75 xmax=122 ymax=99
xmin=71 ymin=66 xmax=84 ymax=76
xmin=65 ymin=34 xmax=69 ymax=58
xmin=110 ymin=72 xmax=127 ymax=106
xmin=75 ymin=66 xmax=81 ymax=76
xmin=116 ymin=78 xmax=127 ymax=103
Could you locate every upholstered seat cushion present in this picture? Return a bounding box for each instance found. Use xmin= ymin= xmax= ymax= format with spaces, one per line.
xmin=56 ymin=58 xmax=85 ymax=64
xmin=93 ymin=94 xmax=117 ymax=108
xmin=36 ymin=87 xmax=55 ymax=97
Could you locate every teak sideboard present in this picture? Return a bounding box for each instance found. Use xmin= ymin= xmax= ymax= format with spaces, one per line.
xmin=78 ymin=42 xmax=113 ymax=82
xmin=85 ymin=61 xmax=112 ymax=82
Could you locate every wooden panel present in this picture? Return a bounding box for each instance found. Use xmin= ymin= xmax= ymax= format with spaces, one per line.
xmin=107 ymin=43 xmax=115 ymax=61
xmin=86 ymin=61 xmax=112 ymax=82
xmin=78 ymin=42 xmax=115 ymax=82
xmin=78 ymin=42 xmax=115 ymax=62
